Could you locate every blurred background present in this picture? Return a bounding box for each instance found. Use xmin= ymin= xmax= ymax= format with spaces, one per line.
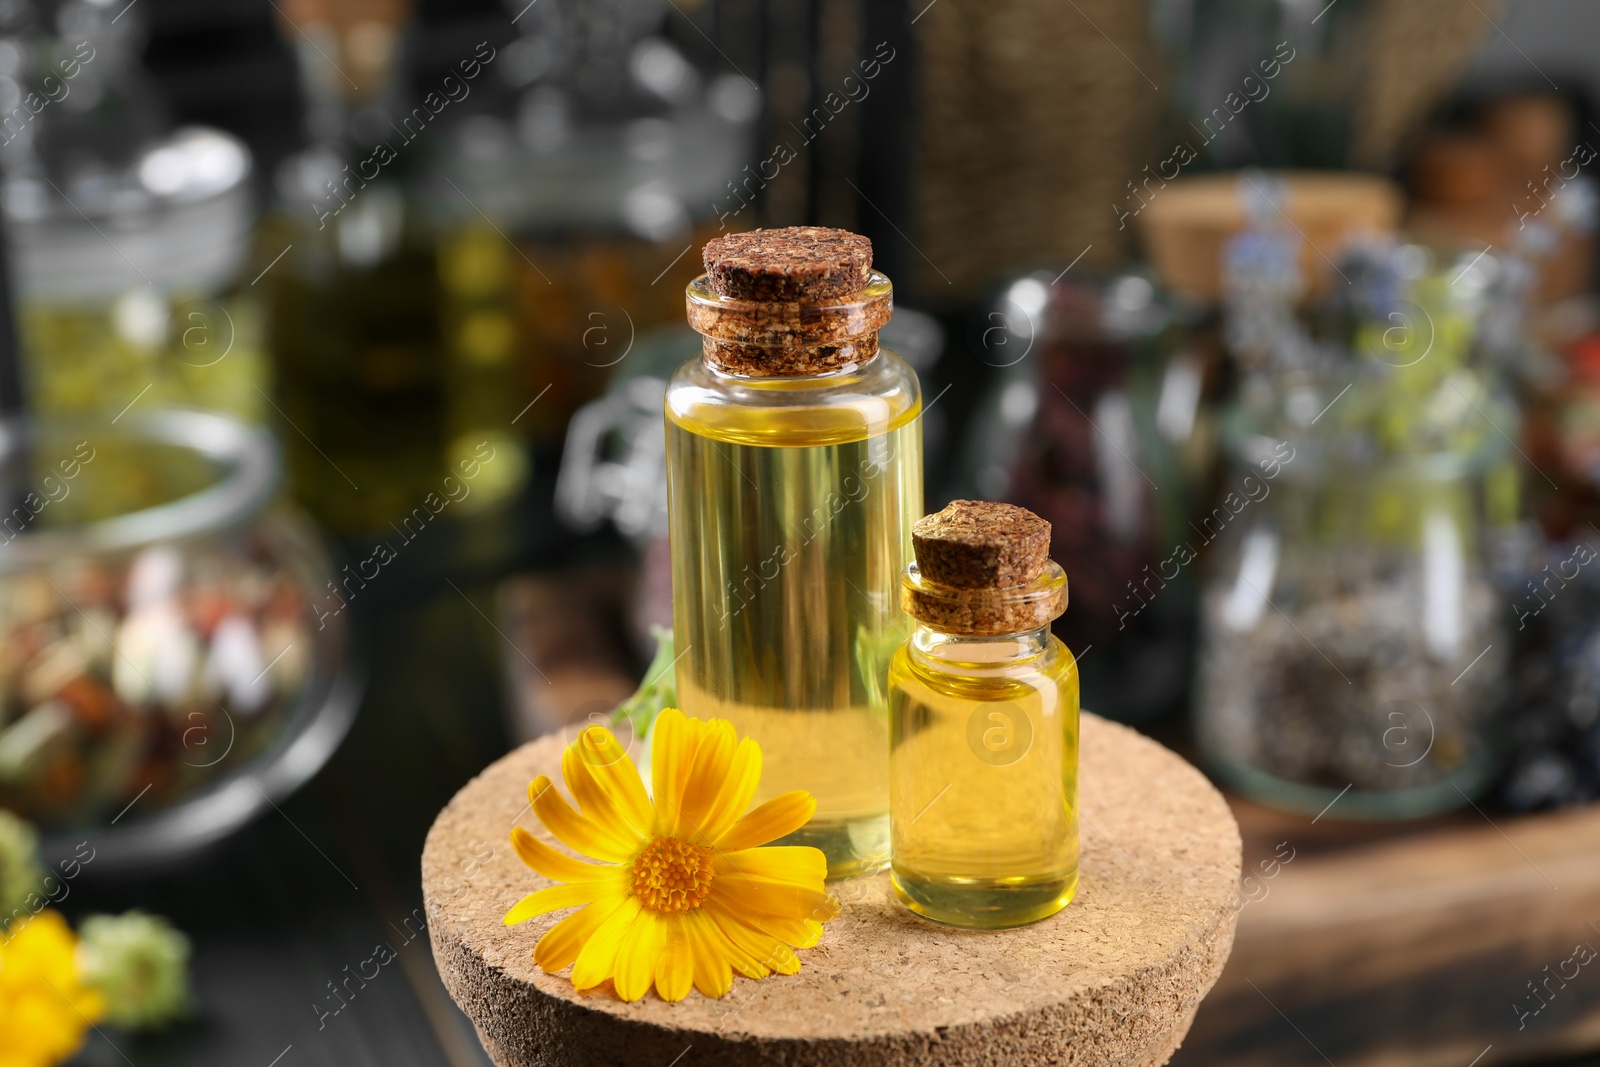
xmin=0 ymin=0 xmax=1598 ymax=1063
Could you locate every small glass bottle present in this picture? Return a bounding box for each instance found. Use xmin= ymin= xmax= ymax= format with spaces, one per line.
xmin=666 ymin=228 xmax=923 ymax=879
xmin=888 ymin=501 xmax=1079 ymax=928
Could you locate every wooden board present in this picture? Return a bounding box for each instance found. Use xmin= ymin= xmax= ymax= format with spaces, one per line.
xmin=422 ymin=714 xmax=1244 ymax=1067
xmin=1172 ymin=797 xmax=1600 ymax=1067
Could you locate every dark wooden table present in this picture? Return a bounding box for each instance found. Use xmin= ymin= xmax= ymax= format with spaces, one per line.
xmin=1172 ymin=795 xmax=1600 ymax=1067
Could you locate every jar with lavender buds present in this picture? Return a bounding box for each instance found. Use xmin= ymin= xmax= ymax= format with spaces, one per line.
xmin=1194 ymin=399 xmax=1516 ymax=817
xmin=1199 ymin=312 xmax=1520 ymax=813
xmin=1195 ymin=208 xmax=1533 ymax=817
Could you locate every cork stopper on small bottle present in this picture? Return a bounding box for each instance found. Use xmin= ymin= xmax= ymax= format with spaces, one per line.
xmin=687 ymin=227 xmax=892 ymax=377
xmin=703 ymin=227 xmax=874 ymax=302
xmin=904 ymin=501 xmax=1066 ymax=636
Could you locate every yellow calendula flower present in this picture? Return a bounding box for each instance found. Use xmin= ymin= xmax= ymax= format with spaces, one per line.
xmin=0 ymin=910 xmax=105 ymax=1067
xmin=504 ymin=708 xmax=838 ymax=1002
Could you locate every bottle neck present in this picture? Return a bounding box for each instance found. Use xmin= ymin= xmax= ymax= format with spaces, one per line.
xmin=909 ymin=624 xmax=1053 ymax=674
xmin=699 ymin=344 xmax=882 ymax=381
xmin=698 ymin=334 xmax=882 ymax=379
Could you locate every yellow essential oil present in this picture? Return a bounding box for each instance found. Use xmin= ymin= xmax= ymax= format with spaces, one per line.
xmin=888 ymin=502 xmax=1078 ymax=928
xmin=666 ymin=253 xmax=922 ymax=880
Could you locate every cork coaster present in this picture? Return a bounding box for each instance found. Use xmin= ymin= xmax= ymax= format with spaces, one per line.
xmin=423 ymin=714 xmax=1242 ymax=1067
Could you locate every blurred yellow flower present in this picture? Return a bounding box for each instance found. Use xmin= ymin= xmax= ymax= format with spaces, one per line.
xmin=0 ymin=910 xmax=105 ymax=1067
xmin=504 ymin=709 xmax=837 ymax=1002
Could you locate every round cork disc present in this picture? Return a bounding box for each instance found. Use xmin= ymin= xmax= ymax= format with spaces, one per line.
xmin=423 ymin=714 xmax=1242 ymax=1067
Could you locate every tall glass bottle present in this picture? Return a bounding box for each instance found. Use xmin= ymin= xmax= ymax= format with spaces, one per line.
xmin=665 ymin=228 xmax=923 ymax=878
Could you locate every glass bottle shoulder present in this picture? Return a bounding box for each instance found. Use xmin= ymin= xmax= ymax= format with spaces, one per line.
xmin=891 ymin=630 xmax=1078 ymax=703
xmin=664 ymin=349 xmax=922 ymax=447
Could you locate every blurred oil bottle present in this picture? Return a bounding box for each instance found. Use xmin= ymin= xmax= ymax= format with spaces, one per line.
xmin=263 ymin=0 xmax=757 ymax=547
xmin=261 ymin=0 xmax=500 ymax=539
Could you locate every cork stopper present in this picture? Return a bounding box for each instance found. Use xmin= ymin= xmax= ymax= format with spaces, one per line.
xmin=912 ymin=500 xmax=1052 ymax=589
xmin=687 ymin=227 xmax=890 ymax=377
xmin=904 ymin=501 xmax=1065 ymax=635
xmin=703 ymin=227 xmax=873 ymax=302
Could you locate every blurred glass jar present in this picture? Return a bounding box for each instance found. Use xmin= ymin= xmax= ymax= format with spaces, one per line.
xmin=0 ymin=410 xmax=356 ymax=867
xmin=956 ymin=269 xmax=1203 ymax=723
xmin=0 ymin=0 xmax=268 ymax=426
xmin=12 ymin=128 xmax=265 ymax=425
xmin=1195 ymin=416 xmax=1511 ymax=818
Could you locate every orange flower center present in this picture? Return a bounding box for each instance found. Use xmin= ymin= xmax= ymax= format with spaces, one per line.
xmin=631 ymin=837 xmax=715 ymax=913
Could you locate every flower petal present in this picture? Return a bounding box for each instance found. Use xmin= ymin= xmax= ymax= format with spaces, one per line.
xmin=650 ymin=709 xmax=701 ymax=837
xmin=716 ymin=845 xmax=828 ymax=887
xmin=695 ymin=737 xmax=762 ymax=846
xmin=653 ymin=915 xmax=695 ymax=1002
xmin=510 ymin=827 xmax=620 ymax=884
xmin=710 ymin=870 xmax=835 ymax=922
xmin=690 ymin=903 xmax=772 ymax=980
xmin=563 ymin=728 xmax=653 ymax=841
xmin=571 ymin=897 xmax=644 ymax=991
xmin=683 ymin=910 xmax=735 ymax=997
xmin=529 ymin=776 xmax=638 ymax=863
xmin=714 ymin=790 xmax=816 ymax=853
xmin=706 ymin=900 xmax=801 ymax=976
xmin=534 ymin=894 xmax=630 ymax=973
xmin=672 ymin=718 xmax=737 ymax=836
xmin=613 ymin=910 xmax=667 ymax=1002
xmin=738 ymin=912 xmax=828 ymax=950
xmin=504 ymin=881 xmax=608 ymax=926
